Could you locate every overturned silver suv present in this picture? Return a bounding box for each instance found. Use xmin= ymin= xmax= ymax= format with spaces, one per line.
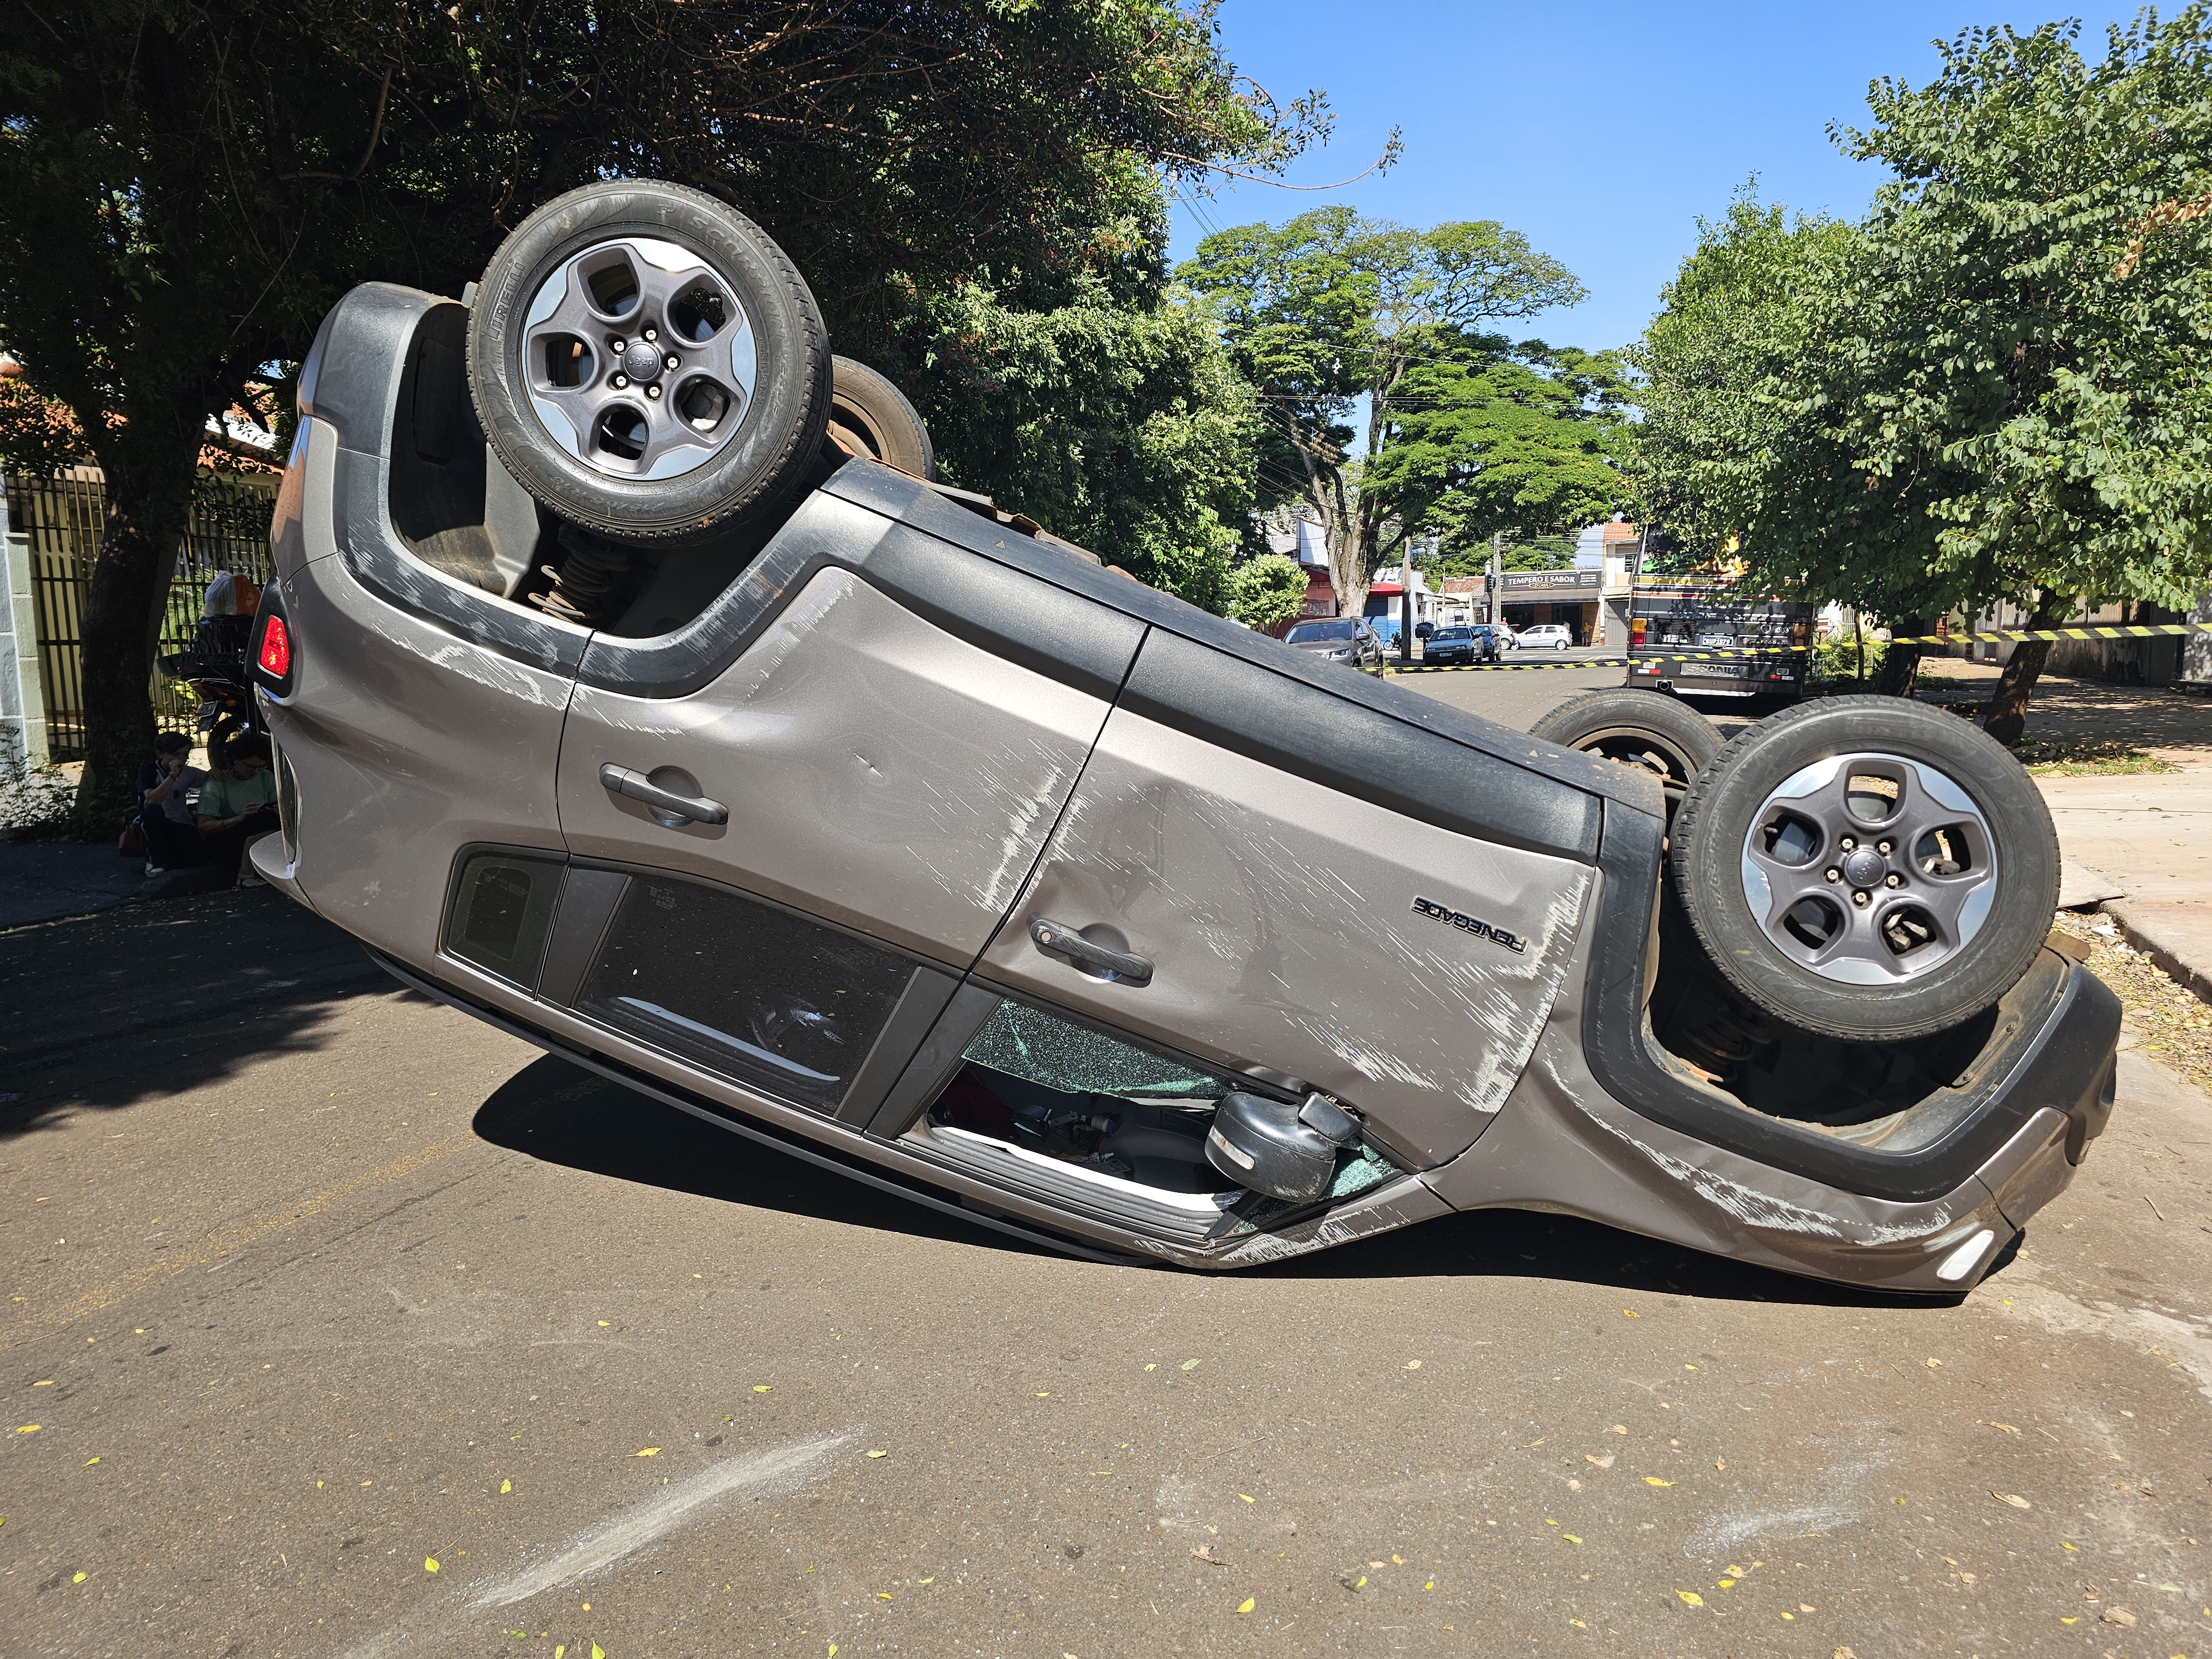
xmin=246 ymin=182 xmax=2117 ymax=1289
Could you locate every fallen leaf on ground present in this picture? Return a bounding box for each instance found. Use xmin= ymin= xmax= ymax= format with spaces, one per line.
xmin=1924 ymin=1358 xmax=1943 ymax=1369
xmin=1645 ymin=1477 xmax=1674 ymax=1488
xmin=1181 ymin=1359 xmax=1201 ymax=1371
xmin=1677 ymin=1590 xmax=1703 ymax=1606
xmin=635 ymin=1448 xmax=660 ymax=1457
xmin=1391 ymin=1554 xmax=1404 ymax=1564
xmin=754 ymin=1385 xmax=771 ymax=1393
xmin=15 ymin=1425 xmax=39 ymax=1434
xmin=72 ymin=1571 xmax=86 ymax=1583
xmin=424 ymin=1557 xmax=440 ymax=1573
xmin=1987 ymin=1421 xmax=2018 ymax=1434
xmin=1563 ymin=1534 xmax=1582 ymax=1544
xmin=1238 ymin=1493 xmax=1254 ymax=1503
xmin=2100 ymin=1606 xmax=2137 ymax=1627
xmin=1404 ymin=1360 xmax=1421 ymax=1369
xmin=1623 ymin=1309 xmax=1641 ymax=1318
xmin=1142 ymin=1363 xmax=1157 ymax=1372
xmin=1423 ymin=1579 xmax=1435 ymax=1590
xmin=1584 ymin=1454 xmax=1614 ymax=1469
xmin=1611 ymin=1425 xmax=1627 ymax=1435
xmin=1715 ymin=1457 xmax=1726 ymax=1472
xmin=1192 ymin=1546 xmax=1224 ymax=1564
xmin=84 ymin=1457 xmax=98 ymax=1466
xmin=1991 ymin=1491 xmax=2031 ymax=1509
xmin=866 ymin=1450 xmax=888 ymax=1459
xmin=500 ymin=1480 xmax=512 ymax=1493
xmin=1235 ymin=1597 xmax=1255 ymax=1614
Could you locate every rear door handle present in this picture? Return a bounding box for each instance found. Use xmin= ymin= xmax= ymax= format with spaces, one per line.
xmin=597 ymin=763 xmax=729 ymax=826
xmin=1029 ymin=918 xmax=1152 ymax=986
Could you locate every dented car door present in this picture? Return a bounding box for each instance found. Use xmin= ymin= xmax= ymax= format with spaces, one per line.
xmin=972 ymin=631 xmax=1603 ymax=1168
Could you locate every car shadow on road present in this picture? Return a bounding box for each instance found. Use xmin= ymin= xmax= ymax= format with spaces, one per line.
xmin=473 ymin=1052 xmax=1957 ymax=1307
xmin=0 ymin=890 xmax=389 ymax=1139
xmin=471 ymin=1052 xmax=1055 ymax=1258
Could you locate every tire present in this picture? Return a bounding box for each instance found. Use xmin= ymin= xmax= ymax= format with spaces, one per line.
xmin=827 ymin=356 xmax=936 ymax=479
xmin=467 ymin=180 xmax=832 ymax=541
xmin=1670 ymin=695 xmax=2059 ymax=1041
xmin=1529 ymin=688 xmax=1721 ymax=822
xmin=1555 ymin=640 xmax=1568 ymax=651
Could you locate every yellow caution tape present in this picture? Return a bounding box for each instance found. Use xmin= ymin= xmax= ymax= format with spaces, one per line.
xmin=1888 ymin=622 xmax=2203 ymax=645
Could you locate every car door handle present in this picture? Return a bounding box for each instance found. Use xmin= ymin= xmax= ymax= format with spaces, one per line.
xmin=1029 ymin=918 xmax=1152 ymax=986
xmin=597 ymin=763 xmax=729 ymax=826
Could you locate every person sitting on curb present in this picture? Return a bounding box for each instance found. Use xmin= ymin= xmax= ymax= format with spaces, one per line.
xmin=195 ymin=735 xmax=279 ymax=886
xmin=136 ymin=733 xmax=206 ymax=874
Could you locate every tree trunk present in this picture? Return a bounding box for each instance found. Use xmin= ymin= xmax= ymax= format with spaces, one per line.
xmin=76 ymin=450 xmax=200 ymax=822
xmin=1873 ymin=615 xmax=1926 ymax=697
xmin=1980 ymin=591 xmax=2073 ymax=745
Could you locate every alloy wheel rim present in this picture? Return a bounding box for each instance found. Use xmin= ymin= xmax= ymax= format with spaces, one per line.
xmin=1736 ymin=751 xmax=1999 ymax=984
xmin=520 ymin=236 xmax=757 ymax=481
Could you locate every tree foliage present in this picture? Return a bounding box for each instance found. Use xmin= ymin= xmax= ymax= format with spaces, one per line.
xmin=1364 ymin=336 xmax=1631 ymax=559
xmin=906 ymin=201 xmax=1260 ymax=607
xmin=1223 ymin=552 xmax=1310 ymax=632
xmin=0 ymin=0 xmax=1324 ymax=808
xmin=1635 ymin=13 xmax=2212 ymax=718
xmin=1177 ymin=206 xmax=1591 ymax=615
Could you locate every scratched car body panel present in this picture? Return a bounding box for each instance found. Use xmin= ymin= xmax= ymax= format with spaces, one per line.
xmin=249 ymin=278 xmax=2121 ymax=1292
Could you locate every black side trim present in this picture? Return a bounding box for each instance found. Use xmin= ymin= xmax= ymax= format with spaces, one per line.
xmin=369 ymin=948 xmax=1142 ymax=1266
xmin=316 ymin=284 xmax=586 ymax=676
xmin=538 ymin=867 xmax=630 ymax=1008
xmin=573 ymin=486 xmax=1144 ymax=701
xmin=1580 ymin=797 xmax=2124 ymax=1202
xmin=335 ymin=444 xmax=589 ymax=676
xmin=1121 ymin=629 xmax=1603 ymax=863
xmin=836 ymin=966 xmax=962 ymax=1127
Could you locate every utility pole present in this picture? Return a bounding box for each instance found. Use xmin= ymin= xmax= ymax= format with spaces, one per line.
xmin=1486 ymin=533 xmax=1504 ymax=627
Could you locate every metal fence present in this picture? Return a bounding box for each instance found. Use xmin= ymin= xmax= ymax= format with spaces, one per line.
xmin=7 ymin=467 xmax=278 ymax=761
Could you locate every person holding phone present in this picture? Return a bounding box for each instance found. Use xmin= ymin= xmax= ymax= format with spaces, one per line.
xmin=136 ymin=733 xmax=207 ymax=873
xmin=195 ymin=735 xmax=279 ymax=884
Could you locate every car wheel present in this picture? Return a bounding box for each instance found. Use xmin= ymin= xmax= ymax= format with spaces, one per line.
xmin=467 ymin=180 xmax=832 ymax=541
xmin=1670 ymin=695 xmax=2059 ymax=1041
xmin=827 ymin=356 xmax=937 ymax=479
xmin=1555 ymin=639 xmax=1568 ymax=651
xmin=1529 ymin=688 xmax=1721 ymax=823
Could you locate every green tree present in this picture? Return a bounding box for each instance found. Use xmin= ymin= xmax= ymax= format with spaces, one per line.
xmin=0 ymin=0 xmax=1324 ymax=813
xmin=1223 ymin=551 xmax=1311 ymax=632
xmin=905 ymin=200 xmax=1261 ymax=607
xmin=1636 ymin=14 xmax=2212 ymax=729
xmin=1364 ymin=335 xmax=1632 ymax=561
xmin=1178 ymin=206 xmax=1585 ymax=617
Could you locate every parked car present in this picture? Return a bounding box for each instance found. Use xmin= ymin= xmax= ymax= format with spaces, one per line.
xmin=244 ymin=181 xmax=2115 ymax=1289
xmin=1520 ymin=623 xmax=1574 ymax=651
xmin=1285 ymin=617 xmax=1386 ymax=675
xmin=1421 ymin=624 xmax=1500 ymax=667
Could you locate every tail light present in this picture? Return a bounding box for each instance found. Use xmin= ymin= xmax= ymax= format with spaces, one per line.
xmin=1630 ymin=618 xmax=1647 ymax=649
xmin=249 ymin=589 xmax=295 ymax=695
xmin=257 ymin=614 xmax=291 ymax=679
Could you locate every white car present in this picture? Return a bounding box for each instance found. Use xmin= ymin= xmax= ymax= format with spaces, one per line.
xmin=1520 ymin=624 xmax=1573 ymax=651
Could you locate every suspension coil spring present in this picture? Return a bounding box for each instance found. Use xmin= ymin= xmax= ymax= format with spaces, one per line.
xmin=530 ymin=525 xmax=633 ymax=626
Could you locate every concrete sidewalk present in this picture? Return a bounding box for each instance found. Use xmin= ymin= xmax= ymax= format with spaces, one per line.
xmin=2041 ymin=765 xmax=2212 ymax=1001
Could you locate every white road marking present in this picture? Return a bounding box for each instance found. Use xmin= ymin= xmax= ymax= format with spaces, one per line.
xmin=471 ymin=1429 xmax=857 ymax=1608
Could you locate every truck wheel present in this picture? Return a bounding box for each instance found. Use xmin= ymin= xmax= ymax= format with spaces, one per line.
xmin=1530 ymin=688 xmax=1721 ymax=821
xmin=827 ymin=357 xmax=936 ymax=479
xmin=467 ymin=180 xmax=831 ymax=540
xmin=1670 ymin=696 xmax=2059 ymax=1041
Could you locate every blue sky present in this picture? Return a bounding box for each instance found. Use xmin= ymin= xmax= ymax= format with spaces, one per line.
xmin=1176 ymin=2 xmax=2146 ymax=352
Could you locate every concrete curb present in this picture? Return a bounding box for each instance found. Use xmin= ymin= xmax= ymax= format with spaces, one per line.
xmin=2101 ymin=898 xmax=2212 ymax=1008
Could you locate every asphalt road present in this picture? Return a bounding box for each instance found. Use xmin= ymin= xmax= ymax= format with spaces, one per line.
xmin=6 ymin=889 xmax=2210 ymax=1657
xmin=1385 ymin=653 xmax=1630 ymax=733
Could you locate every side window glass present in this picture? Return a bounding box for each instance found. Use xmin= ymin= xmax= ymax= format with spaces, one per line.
xmin=574 ymin=875 xmax=916 ymax=1112
xmin=916 ymin=998 xmax=1404 ymax=1211
xmin=927 ymin=1000 xmax=1239 ymax=1192
xmin=445 ymin=850 xmax=564 ymax=988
